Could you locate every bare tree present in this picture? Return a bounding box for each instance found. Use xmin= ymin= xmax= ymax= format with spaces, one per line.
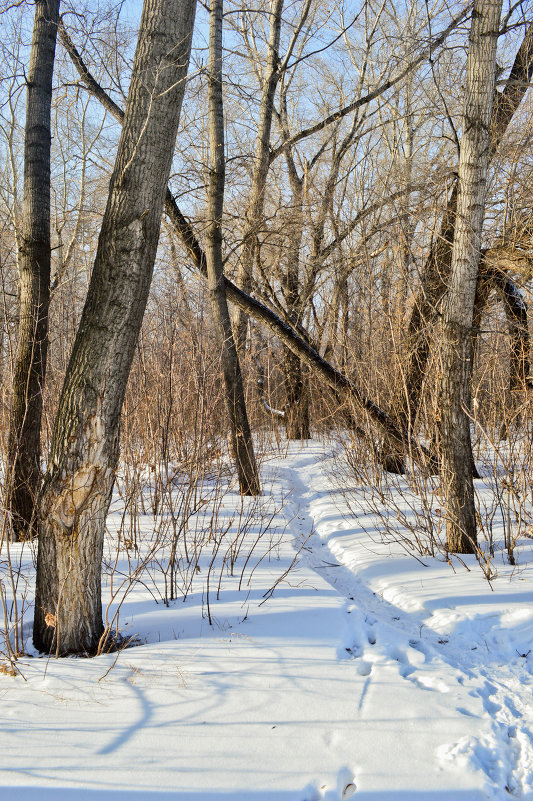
xmin=231 ymin=0 xmax=284 ymax=353
xmin=440 ymin=0 xmax=502 ymax=554
xmin=206 ymin=0 xmax=259 ymax=494
xmin=7 ymin=0 xmax=60 ymax=540
xmin=33 ymin=0 xmax=197 ymax=655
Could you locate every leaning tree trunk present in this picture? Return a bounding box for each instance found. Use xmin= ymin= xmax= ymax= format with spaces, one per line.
xmin=7 ymin=0 xmax=60 ymax=540
xmin=440 ymin=0 xmax=502 ymax=554
xmin=473 ymin=262 xmax=532 ymax=441
xmin=206 ymin=0 xmax=259 ymax=494
xmin=61 ymin=28 xmax=439 ymax=471
xmin=475 ymin=260 xmax=532 ymax=391
xmin=33 ymin=0 xmax=196 ymax=655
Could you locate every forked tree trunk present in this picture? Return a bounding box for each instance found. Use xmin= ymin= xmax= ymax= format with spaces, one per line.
xmin=440 ymin=0 xmax=502 ymax=554
xmin=398 ymin=22 xmax=533 ymax=439
xmin=33 ymin=0 xmax=196 ymax=655
xmin=206 ymin=0 xmax=259 ymax=494
xmin=7 ymin=0 xmax=60 ymax=540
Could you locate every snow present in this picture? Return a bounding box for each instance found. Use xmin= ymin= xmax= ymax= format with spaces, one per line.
xmin=1 ymin=440 xmax=533 ymax=800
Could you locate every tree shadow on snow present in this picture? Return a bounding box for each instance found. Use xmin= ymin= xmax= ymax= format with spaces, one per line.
xmin=1 ymin=787 xmax=497 ymax=801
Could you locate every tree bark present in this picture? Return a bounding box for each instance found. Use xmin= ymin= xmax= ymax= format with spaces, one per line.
xmin=7 ymin=0 xmax=60 ymax=540
xmin=33 ymin=0 xmax=196 ymax=655
xmin=232 ymin=0 xmax=283 ymax=351
xmin=279 ymin=145 xmax=310 ymax=440
xmin=440 ymin=0 xmax=502 ymax=554
xmin=206 ymin=0 xmax=259 ymax=494
xmin=282 ymin=347 xmax=310 ymax=439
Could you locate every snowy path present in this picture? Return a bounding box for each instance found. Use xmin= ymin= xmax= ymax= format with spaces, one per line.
xmin=280 ymin=444 xmax=533 ymax=800
xmin=1 ymin=441 xmax=532 ymax=800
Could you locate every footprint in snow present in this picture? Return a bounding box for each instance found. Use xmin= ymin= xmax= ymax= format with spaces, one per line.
xmin=412 ymin=673 xmax=450 ymax=693
xmin=343 ymin=643 xmax=363 ymax=659
xmin=478 ymin=680 xmax=502 ymax=715
xmin=388 ymin=645 xmax=416 ymax=678
xmin=388 ymin=643 xmax=451 ymax=692
xmin=356 ymin=660 xmax=372 ymax=677
xmin=366 ymin=627 xmax=376 ymax=646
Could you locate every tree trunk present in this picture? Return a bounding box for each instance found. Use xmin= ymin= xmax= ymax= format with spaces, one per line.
xmin=282 ymin=346 xmax=310 ymax=440
xmin=232 ymin=0 xmax=283 ymax=351
xmin=33 ymin=0 xmax=196 ymax=655
xmin=7 ymin=0 xmax=60 ymax=540
xmin=475 ymin=261 xmax=531 ymax=391
xmin=206 ymin=0 xmax=259 ymax=494
xmin=440 ymin=0 xmax=502 ymax=554
xmin=496 ymin=274 xmax=531 ymax=392
xmin=279 ymin=146 xmax=310 ymax=440
xmin=473 ymin=263 xmax=531 ymax=441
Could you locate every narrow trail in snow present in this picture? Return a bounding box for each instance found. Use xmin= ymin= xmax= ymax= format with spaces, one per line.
xmin=277 ymin=446 xmax=533 ymax=801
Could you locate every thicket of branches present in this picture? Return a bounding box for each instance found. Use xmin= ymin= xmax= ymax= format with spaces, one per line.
xmin=0 ymin=0 xmax=532 ymax=656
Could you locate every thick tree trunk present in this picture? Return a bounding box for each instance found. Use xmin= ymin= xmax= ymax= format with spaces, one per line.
xmin=473 ymin=263 xmax=531 ymax=441
xmin=7 ymin=0 xmax=60 ymax=540
xmin=399 ymin=184 xmax=458 ymax=435
xmin=33 ymin=0 xmax=196 ymax=655
xmin=206 ymin=0 xmax=259 ymax=494
xmin=282 ymin=346 xmax=310 ymax=440
xmin=440 ymin=0 xmax=501 ymax=554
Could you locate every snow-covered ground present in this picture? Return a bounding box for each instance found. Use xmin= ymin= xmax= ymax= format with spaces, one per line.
xmin=1 ymin=441 xmax=533 ymax=800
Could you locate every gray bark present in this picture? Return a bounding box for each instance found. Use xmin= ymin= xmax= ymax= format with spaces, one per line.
xmin=206 ymin=0 xmax=259 ymax=494
xmin=33 ymin=0 xmax=196 ymax=655
xmin=232 ymin=0 xmax=283 ymax=351
xmin=7 ymin=0 xmax=60 ymax=540
xmin=279 ymin=145 xmax=309 ymax=440
xmin=440 ymin=0 xmax=502 ymax=554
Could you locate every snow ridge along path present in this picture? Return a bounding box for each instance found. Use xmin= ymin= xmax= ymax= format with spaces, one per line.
xmin=1 ymin=441 xmax=533 ymax=800
xmin=282 ymin=442 xmax=533 ymax=800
